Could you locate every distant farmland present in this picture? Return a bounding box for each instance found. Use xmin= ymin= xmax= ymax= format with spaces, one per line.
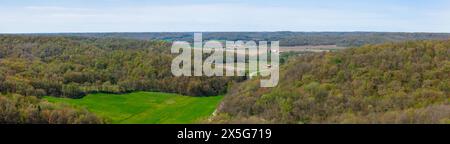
xmin=45 ymin=92 xmax=223 ymax=124
xmin=280 ymin=45 xmax=347 ymax=53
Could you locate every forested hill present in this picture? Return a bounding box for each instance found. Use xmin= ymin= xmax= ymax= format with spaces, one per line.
xmin=29 ymin=32 xmax=450 ymax=47
xmin=0 ymin=94 xmax=105 ymax=124
xmin=0 ymin=36 xmax=241 ymax=98
xmin=217 ymin=40 xmax=450 ymax=124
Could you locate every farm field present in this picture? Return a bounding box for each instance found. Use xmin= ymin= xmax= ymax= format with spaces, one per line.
xmin=280 ymin=45 xmax=347 ymax=52
xmin=45 ymin=92 xmax=223 ymax=124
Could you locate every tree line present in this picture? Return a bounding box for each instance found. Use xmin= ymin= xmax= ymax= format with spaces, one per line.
xmin=0 ymin=93 xmax=104 ymax=124
xmin=36 ymin=32 xmax=450 ymax=47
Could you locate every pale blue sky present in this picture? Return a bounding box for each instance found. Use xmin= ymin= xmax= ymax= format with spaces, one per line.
xmin=0 ymin=0 xmax=449 ymax=33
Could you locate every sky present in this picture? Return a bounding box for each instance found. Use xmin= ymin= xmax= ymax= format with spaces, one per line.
xmin=0 ymin=0 xmax=449 ymax=33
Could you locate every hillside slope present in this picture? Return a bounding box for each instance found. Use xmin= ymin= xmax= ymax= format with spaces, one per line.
xmin=0 ymin=36 xmax=241 ymax=98
xmin=0 ymin=94 xmax=104 ymax=124
xmin=217 ymin=40 xmax=450 ymax=124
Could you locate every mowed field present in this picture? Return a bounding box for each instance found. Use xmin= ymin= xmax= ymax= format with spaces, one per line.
xmin=44 ymin=92 xmax=223 ymax=124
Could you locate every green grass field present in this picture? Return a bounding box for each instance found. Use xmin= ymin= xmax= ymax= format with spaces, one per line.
xmin=44 ymin=92 xmax=223 ymax=124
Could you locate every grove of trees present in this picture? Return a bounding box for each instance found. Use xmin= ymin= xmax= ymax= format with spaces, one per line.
xmin=0 ymin=93 xmax=104 ymax=124
xmin=0 ymin=35 xmax=242 ymax=99
xmin=217 ymin=40 xmax=450 ymax=124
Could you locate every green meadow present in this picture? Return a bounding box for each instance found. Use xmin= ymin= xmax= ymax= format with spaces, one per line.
xmin=44 ymin=92 xmax=223 ymax=124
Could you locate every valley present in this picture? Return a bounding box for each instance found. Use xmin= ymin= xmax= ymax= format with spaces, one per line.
xmin=45 ymin=92 xmax=223 ymax=124
xmin=0 ymin=33 xmax=449 ymax=124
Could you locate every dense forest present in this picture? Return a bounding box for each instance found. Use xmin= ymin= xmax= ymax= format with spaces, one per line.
xmin=216 ymin=40 xmax=450 ymax=124
xmin=33 ymin=32 xmax=450 ymax=47
xmin=0 ymin=35 xmax=241 ymax=99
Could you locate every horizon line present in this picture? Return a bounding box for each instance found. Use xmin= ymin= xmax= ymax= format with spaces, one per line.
xmin=2 ymin=31 xmax=450 ymax=34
